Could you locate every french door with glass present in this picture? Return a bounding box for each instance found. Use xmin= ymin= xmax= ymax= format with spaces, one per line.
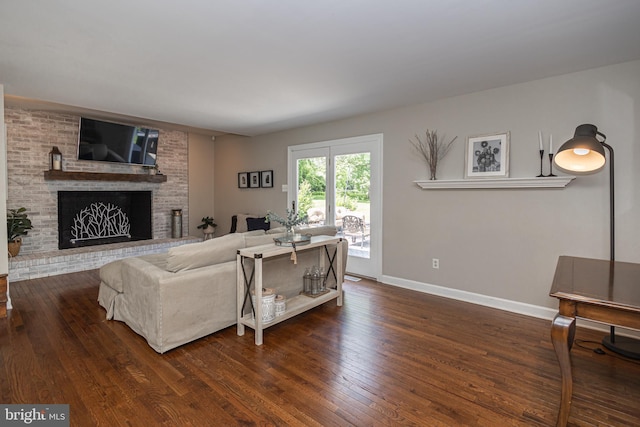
xmin=288 ymin=134 xmax=382 ymax=279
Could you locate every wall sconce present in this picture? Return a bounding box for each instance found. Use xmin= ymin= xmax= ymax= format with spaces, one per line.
xmin=49 ymin=146 xmax=62 ymax=171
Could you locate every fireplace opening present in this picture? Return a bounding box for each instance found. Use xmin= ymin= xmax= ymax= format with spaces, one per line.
xmin=58 ymin=191 xmax=152 ymax=249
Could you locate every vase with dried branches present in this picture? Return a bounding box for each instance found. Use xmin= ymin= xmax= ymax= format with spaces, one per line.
xmin=409 ymin=130 xmax=457 ymax=180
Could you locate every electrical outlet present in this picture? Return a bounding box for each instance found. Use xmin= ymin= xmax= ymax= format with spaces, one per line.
xmin=432 ymin=258 xmax=439 ymax=269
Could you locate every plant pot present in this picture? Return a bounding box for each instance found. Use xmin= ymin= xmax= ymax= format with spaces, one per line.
xmin=8 ymin=238 xmax=22 ymax=257
xmin=202 ymin=225 xmax=216 ymax=240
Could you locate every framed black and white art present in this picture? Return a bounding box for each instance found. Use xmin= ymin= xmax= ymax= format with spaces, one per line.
xmin=238 ymin=172 xmax=248 ymax=188
xmin=464 ymin=131 xmax=510 ymax=178
xmin=249 ymin=171 xmax=261 ymax=188
xmin=260 ymin=170 xmax=273 ymax=188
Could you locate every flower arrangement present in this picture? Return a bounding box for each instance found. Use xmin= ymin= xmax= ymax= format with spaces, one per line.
xmin=265 ymin=209 xmax=308 ymax=232
xmin=409 ymin=129 xmax=457 ymax=180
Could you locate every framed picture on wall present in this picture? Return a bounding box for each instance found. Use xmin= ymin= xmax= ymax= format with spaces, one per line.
xmin=464 ymin=131 xmax=510 ymax=178
xmin=238 ymin=172 xmax=248 ymax=188
xmin=249 ymin=171 xmax=261 ymax=188
xmin=260 ymin=170 xmax=273 ymax=188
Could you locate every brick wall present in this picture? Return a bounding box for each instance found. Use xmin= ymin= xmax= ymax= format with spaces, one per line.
xmin=4 ymin=107 xmax=189 ymax=255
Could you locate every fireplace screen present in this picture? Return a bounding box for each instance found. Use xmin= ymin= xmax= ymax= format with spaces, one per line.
xmin=58 ymin=191 xmax=152 ymax=249
xmin=71 ymin=202 xmax=131 ymax=243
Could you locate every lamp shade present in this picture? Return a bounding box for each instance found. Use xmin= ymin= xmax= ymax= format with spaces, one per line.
xmin=553 ymin=124 xmax=606 ymax=174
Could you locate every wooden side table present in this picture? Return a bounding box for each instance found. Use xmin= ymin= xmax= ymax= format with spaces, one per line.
xmin=549 ymin=256 xmax=640 ymax=427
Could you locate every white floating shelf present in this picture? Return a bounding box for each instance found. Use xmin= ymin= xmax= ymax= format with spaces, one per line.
xmin=414 ymin=176 xmax=575 ymax=190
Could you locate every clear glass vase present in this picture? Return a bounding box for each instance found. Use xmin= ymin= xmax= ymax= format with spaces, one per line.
xmin=284 ymin=226 xmax=295 ymax=240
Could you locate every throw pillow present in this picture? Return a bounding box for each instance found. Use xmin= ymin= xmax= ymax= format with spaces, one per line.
xmin=245 ymin=233 xmax=284 ymax=247
xmin=294 ymin=225 xmax=338 ymax=236
xmin=235 ymin=213 xmax=259 ymax=233
xmin=247 ymin=217 xmax=270 ymax=231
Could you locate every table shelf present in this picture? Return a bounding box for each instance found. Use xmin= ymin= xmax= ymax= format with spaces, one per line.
xmin=236 ymin=235 xmax=344 ymax=345
xmin=238 ymin=290 xmax=340 ymax=330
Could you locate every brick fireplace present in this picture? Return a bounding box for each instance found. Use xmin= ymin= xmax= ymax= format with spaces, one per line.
xmin=4 ymin=107 xmax=193 ymax=281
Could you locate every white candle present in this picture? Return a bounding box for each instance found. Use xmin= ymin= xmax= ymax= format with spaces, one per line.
xmin=549 ymin=134 xmax=553 ymax=153
xmin=539 ymin=131 xmax=543 ymax=151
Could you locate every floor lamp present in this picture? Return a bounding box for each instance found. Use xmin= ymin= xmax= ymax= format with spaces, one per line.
xmin=554 ymin=124 xmax=640 ymax=359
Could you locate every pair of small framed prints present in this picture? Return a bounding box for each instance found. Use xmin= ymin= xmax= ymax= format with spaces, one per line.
xmin=238 ymin=170 xmax=273 ymax=188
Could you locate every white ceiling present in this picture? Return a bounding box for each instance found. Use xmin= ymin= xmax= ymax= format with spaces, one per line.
xmin=1 ymin=0 xmax=640 ymax=136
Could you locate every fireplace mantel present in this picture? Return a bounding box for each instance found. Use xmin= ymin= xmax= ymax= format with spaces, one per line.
xmin=44 ymin=170 xmax=167 ymax=183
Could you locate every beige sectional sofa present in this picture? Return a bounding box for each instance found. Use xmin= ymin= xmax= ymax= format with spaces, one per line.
xmin=98 ymin=225 xmax=347 ymax=353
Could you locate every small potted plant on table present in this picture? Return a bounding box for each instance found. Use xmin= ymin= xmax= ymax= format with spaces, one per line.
xmin=266 ymin=209 xmax=309 ymax=263
xmin=197 ymin=216 xmax=217 ymax=240
xmin=7 ymin=207 xmax=33 ymax=257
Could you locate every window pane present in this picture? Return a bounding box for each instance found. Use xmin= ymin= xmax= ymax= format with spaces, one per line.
xmin=335 ymin=153 xmax=370 ymax=259
xmin=297 ymin=157 xmax=326 ymax=225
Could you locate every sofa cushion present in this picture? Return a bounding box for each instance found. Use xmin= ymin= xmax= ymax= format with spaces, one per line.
xmin=295 ymin=225 xmax=338 ymax=236
xmin=245 ymin=233 xmax=285 ymax=247
xmin=137 ymin=253 xmax=169 ymax=270
xmin=266 ymin=226 xmax=287 ymax=234
xmin=244 ymin=229 xmax=268 ymax=236
xmin=266 ymin=225 xmax=337 ymax=236
xmin=166 ymin=233 xmax=246 ymax=272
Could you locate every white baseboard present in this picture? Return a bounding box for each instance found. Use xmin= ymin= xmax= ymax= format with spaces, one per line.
xmin=379 ymin=274 xmax=640 ymax=338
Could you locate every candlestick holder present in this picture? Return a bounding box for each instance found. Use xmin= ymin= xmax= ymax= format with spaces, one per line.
xmin=547 ymin=153 xmax=556 ymax=177
xmin=536 ymin=149 xmax=545 ymax=177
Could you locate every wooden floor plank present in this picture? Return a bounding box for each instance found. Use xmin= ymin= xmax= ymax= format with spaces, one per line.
xmin=1 ymin=270 xmax=640 ymax=426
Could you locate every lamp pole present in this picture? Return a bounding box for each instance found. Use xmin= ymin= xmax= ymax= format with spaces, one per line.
xmin=600 ymin=142 xmax=617 ymax=346
xmin=602 ymin=141 xmax=614 ymax=262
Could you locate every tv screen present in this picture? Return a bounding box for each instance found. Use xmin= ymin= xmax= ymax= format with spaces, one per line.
xmin=77 ymin=117 xmax=159 ymax=166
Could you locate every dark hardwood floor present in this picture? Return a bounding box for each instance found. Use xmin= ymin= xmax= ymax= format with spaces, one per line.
xmin=1 ymin=270 xmax=640 ymax=426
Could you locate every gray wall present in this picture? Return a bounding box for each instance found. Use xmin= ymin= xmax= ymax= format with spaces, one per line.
xmin=215 ymin=60 xmax=640 ymax=311
xmin=188 ymin=133 xmax=216 ymax=237
xmin=213 ymin=134 xmax=284 ymax=235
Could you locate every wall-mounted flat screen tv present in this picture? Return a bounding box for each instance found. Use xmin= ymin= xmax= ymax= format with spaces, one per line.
xmin=77 ymin=117 xmax=159 ymax=166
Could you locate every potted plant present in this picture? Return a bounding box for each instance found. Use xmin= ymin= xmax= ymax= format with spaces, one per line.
xmin=197 ymin=216 xmax=217 ymax=239
xmin=7 ymin=207 xmax=32 ymax=257
xmin=266 ymin=209 xmax=308 ymax=234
